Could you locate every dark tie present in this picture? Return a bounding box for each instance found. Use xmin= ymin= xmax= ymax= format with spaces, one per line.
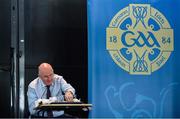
xmin=46 ymin=85 xmax=53 ymax=117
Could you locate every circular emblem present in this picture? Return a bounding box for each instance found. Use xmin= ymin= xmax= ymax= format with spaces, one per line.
xmin=106 ymin=4 xmax=173 ymax=75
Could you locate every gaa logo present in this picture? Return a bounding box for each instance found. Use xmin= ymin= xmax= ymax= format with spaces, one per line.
xmin=106 ymin=4 xmax=173 ymax=75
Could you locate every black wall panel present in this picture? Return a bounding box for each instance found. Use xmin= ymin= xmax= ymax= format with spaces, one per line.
xmin=0 ymin=0 xmax=11 ymax=117
xmin=25 ymin=0 xmax=87 ymax=117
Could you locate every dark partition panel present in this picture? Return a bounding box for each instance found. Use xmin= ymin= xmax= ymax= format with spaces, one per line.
xmin=25 ymin=0 xmax=87 ymax=117
xmin=0 ymin=0 xmax=11 ymax=117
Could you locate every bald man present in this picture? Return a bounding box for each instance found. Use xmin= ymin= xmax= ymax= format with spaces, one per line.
xmin=27 ymin=63 xmax=75 ymax=117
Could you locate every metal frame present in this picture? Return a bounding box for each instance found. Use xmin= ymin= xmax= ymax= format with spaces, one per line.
xmin=11 ymin=0 xmax=18 ymax=117
xmin=18 ymin=0 xmax=25 ymax=117
xmin=11 ymin=0 xmax=25 ymax=117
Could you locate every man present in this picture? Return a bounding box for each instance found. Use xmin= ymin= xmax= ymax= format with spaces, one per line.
xmin=27 ymin=63 xmax=75 ymax=117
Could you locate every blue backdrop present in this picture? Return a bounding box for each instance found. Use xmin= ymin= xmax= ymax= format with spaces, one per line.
xmin=88 ymin=0 xmax=180 ymax=118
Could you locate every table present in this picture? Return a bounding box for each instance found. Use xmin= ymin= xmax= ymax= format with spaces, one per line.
xmin=34 ymin=102 xmax=92 ymax=117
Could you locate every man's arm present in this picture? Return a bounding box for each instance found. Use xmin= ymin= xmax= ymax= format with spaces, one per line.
xmin=27 ymin=86 xmax=38 ymax=115
xmin=60 ymin=77 xmax=75 ymax=101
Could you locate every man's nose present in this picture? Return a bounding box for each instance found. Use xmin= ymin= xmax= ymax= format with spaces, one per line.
xmin=47 ymin=76 xmax=51 ymax=79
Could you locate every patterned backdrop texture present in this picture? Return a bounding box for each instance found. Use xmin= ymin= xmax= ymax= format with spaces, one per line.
xmin=88 ymin=0 xmax=180 ymax=118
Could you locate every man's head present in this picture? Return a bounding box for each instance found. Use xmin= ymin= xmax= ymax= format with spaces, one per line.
xmin=38 ymin=63 xmax=54 ymax=86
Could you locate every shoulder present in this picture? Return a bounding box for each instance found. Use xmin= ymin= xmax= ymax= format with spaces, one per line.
xmin=53 ymin=74 xmax=65 ymax=82
xmin=54 ymin=74 xmax=63 ymax=79
xmin=28 ymin=77 xmax=40 ymax=89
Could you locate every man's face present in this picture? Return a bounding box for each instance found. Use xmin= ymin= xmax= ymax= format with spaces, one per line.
xmin=39 ymin=68 xmax=54 ymax=86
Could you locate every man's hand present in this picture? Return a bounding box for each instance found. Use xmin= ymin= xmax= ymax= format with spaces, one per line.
xmin=64 ymin=91 xmax=74 ymax=102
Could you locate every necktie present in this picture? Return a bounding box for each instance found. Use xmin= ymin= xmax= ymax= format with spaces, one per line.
xmin=46 ymin=85 xmax=53 ymax=117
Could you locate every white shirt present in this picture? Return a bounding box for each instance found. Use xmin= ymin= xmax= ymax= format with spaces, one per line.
xmin=27 ymin=74 xmax=75 ymax=117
